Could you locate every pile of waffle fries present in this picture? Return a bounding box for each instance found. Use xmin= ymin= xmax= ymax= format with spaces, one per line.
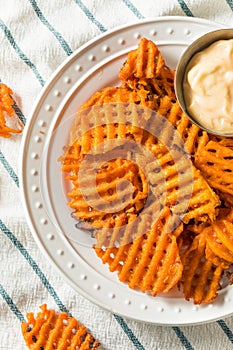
xmin=62 ymin=38 xmax=233 ymax=305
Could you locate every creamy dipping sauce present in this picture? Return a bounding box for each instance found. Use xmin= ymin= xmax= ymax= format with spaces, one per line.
xmin=183 ymin=39 xmax=233 ymax=133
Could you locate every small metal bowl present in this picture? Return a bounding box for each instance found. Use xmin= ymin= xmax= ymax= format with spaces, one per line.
xmin=175 ymin=28 xmax=233 ymax=137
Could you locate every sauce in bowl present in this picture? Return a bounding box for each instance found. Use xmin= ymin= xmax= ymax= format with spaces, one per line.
xmin=183 ymin=39 xmax=233 ymax=134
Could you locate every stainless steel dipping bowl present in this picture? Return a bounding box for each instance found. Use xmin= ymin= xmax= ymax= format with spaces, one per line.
xmin=175 ymin=28 xmax=233 ymax=137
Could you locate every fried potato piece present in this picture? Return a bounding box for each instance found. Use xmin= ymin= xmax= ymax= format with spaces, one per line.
xmin=210 ymin=135 xmax=233 ymax=149
xmin=62 ymin=99 xmax=219 ymax=231
xmin=21 ymin=304 xmax=100 ymax=350
xmin=226 ymin=208 xmax=233 ymax=222
xmin=185 ymin=209 xmax=233 ymax=269
xmin=77 ymin=39 xmax=210 ymax=158
xmin=119 ymin=37 xmax=165 ymax=81
xmin=182 ymin=167 xmax=220 ymax=223
xmin=64 ymin=143 xmax=219 ymax=232
xmin=165 ymin=103 xmax=209 ymax=157
xmin=79 ymin=86 xmax=142 ymax=111
xmin=135 ymin=87 xmax=209 ymax=157
xmin=66 ymin=158 xmax=148 ymax=229
xmin=205 ymin=242 xmax=230 ymax=269
xmin=181 ymin=233 xmax=223 ymax=304
xmin=63 ymin=134 xmax=218 ymax=232
xmin=95 ymin=206 xmax=183 ymax=296
xmin=195 ymin=140 xmax=233 ymax=195
xmin=119 ymin=38 xmax=209 ymax=157
xmin=148 ymin=149 xmax=220 ymax=223
xmin=186 ymin=222 xmax=209 ymax=235
xmin=0 ymin=83 xmax=23 ymax=138
xmin=67 ymin=106 xmax=145 ymax=158
xmin=60 ymin=37 xmax=232 ymax=304
xmin=123 ymin=79 xmax=209 ymax=157
xmin=204 ymin=210 xmax=233 ymax=265
xmin=61 ymin=103 xmax=150 ymax=229
xmin=79 ymin=84 xmax=163 ymax=113
xmin=217 ymin=191 xmax=233 ymax=207
xmin=217 ymin=207 xmax=233 ymax=220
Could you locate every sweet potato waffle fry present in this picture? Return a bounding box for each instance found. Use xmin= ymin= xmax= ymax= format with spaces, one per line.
xmin=204 ymin=210 xmax=233 ymax=266
xmin=210 ymin=135 xmax=233 ymax=149
xmin=181 ymin=232 xmax=223 ymax=304
xmin=21 ymin=304 xmax=100 ymax=350
xmin=119 ymin=37 xmax=165 ymax=80
xmin=95 ymin=206 xmax=183 ymax=296
xmin=60 ymin=37 xmax=233 ymax=304
xmin=148 ymin=151 xmax=219 ymax=223
xmin=0 ymin=83 xmax=23 ymax=138
xmin=79 ymin=86 xmax=141 ymax=111
xmin=121 ymin=69 xmax=209 ymax=156
xmin=217 ymin=191 xmax=233 ymax=207
xmin=66 ymin=158 xmax=148 ymax=229
xmin=62 ymin=100 xmax=219 ymax=229
xmin=195 ymin=140 xmax=233 ymax=195
xmin=205 ymin=243 xmax=230 ymax=269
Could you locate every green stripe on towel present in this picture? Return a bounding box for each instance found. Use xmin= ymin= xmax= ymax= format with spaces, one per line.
xmin=73 ymin=0 xmax=107 ymax=33
xmin=0 ymin=219 xmax=72 ymax=316
xmin=0 ymin=151 xmax=19 ymax=187
xmin=177 ymin=0 xmax=194 ymax=16
xmin=0 ymin=284 xmax=25 ymax=322
xmin=28 ymin=0 xmax=73 ymax=56
xmin=122 ymin=0 xmax=144 ymax=19
xmin=0 ymin=19 xmax=45 ymax=86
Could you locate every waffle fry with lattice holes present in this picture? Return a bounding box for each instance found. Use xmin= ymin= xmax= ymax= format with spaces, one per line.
xmin=119 ymin=37 xmax=165 ymax=80
xmin=62 ymin=101 xmax=219 ymax=227
xmin=79 ymin=86 xmax=146 ymax=111
xmin=95 ymin=206 xmax=183 ymax=296
xmin=21 ymin=304 xmax=100 ymax=350
xmin=79 ymin=39 xmax=210 ymax=158
xmin=119 ymin=38 xmax=209 ymax=157
xmin=66 ymin=158 xmax=148 ymax=229
xmin=61 ymin=102 xmax=150 ymax=229
xmin=195 ymin=140 xmax=233 ymax=195
xmin=60 ymin=37 xmax=225 ymax=304
xmin=181 ymin=232 xmax=223 ymax=304
xmin=216 ymin=191 xmax=233 ymax=208
xmin=147 ymin=153 xmax=220 ymax=224
xmin=204 ymin=210 xmax=233 ymax=267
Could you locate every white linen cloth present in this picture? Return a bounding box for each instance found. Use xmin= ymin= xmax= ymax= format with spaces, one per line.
xmin=1 ymin=1 xmax=233 ymax=349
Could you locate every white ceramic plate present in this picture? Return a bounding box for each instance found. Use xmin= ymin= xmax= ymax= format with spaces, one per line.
xmin=20 ymin=16 xmax=232 ymax=325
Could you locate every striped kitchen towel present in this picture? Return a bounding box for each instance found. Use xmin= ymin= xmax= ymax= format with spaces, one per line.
xmin=1 ymin=1 xmax=233 ymax=349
